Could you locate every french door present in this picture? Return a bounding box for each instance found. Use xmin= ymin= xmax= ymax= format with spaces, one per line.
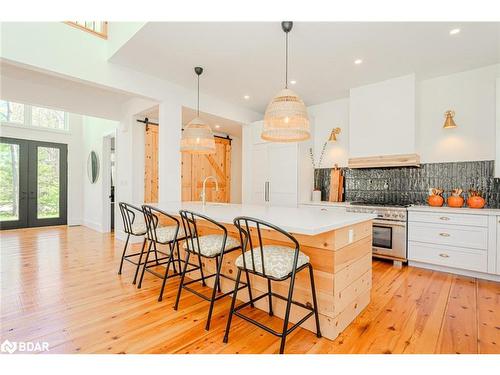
xmin=0 ymin=137 xmax=67 ymax=230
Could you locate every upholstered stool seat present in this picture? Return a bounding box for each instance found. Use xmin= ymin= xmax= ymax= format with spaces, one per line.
xmin=182 ymin=234 xmax=239 ymax=257
xmin=235 ymin=245 xmax=309 ymax=279
xmin=154 ymin=225 xmax=185 ymax=243
xmin=131 ymin=221 xmax=147 ymax=235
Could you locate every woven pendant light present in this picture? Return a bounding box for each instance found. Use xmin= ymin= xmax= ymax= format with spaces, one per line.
xmin=262 ymin=21 xmax=310 ymax=142
xmin=181 ymin=67 xmax=216 ymax=154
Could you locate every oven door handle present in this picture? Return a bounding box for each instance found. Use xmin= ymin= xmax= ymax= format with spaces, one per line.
xmin=373 ymin=220 xmax=407 ymax=227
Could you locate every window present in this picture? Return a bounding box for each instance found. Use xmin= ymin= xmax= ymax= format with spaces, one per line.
xmin=0 ymin=100 xmax=24 ymax=124
xmin=65 ymin=21 xmax=108 ymax=39
xmin=0 ymin=100 xmax=69 ymax=131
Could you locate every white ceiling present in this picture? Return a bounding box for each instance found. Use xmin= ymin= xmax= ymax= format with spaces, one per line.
xmin=109 ymin=22 xmax=500 ymax=113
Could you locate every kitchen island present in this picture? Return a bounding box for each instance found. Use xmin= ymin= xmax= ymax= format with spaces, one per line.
xmin=151 ymin=202 xmax=375 ymax=340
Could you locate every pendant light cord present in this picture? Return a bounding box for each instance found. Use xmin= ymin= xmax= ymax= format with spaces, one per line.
xmin=197 ymin=74 xmax=200 ymax=117
xmin=285 ymin=31 xmax=289 ymax=89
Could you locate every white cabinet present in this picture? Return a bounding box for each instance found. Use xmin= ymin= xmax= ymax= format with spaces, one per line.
xmin=497 ymin=216 xmax=500 ymax=274
xmin=250 ymin=142 xmax=298 ymax=207
xmin=408 ymin=209 xmax=500 ymax=281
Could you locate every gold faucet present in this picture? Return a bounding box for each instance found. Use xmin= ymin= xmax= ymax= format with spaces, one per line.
xmin=201 ymin=176 xmax=219 ymax=206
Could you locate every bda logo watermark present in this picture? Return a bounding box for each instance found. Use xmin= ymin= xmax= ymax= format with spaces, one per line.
xmin=1 ymin=339 xmax=49 ymax=353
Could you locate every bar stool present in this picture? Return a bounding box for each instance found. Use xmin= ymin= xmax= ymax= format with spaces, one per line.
xmin=136 ymin=205 xmax=186 ymax=302
xmin=223 ymin=216 xmax=321 ymax=354
xmin=174 ymin=210 xmax=253 ymax=331
xmin=117 ymin=202 xmax=149 ymax=284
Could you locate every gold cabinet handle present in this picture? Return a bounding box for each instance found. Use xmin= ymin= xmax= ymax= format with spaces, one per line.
xmin=439 ymin=217 xmax=450 ymax=221
xmin=439 ymin=232 xmax=450 ymax=237
xmin=439 ymin=253 xmax=450 ymax=258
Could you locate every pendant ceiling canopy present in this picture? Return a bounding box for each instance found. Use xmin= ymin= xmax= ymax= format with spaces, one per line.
xmin=262 ymin=21 xmax=311 ymax=142
xmin=181 ymin=67 xmax=216 ymax=154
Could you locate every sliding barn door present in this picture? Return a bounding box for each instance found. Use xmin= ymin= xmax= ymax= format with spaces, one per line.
xmin=144 ymin=125 xmax=158 ymax=203
xmin=181 ymin=137 xmax=231 ymax=203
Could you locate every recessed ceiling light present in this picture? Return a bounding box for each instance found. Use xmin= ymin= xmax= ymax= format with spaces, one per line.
xmin=215 ymin=124 xmax=221 ymax=129
xmin=354 ymin=59 xmax=363 ymax=65
xmin=290 ymin=80 xmax=297 ymax=85
xmin=243 ymin=95 xmax=250 ymax=100
xmin=449 ymin=28 xmax=460 ymax=35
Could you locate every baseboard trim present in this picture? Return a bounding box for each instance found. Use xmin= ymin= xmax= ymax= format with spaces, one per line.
xmin=408 ymin=261 xmax=500 ymax=282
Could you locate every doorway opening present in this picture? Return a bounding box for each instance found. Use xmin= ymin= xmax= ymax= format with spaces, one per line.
xmin=0 ymin=137 xmax=68 ymax=229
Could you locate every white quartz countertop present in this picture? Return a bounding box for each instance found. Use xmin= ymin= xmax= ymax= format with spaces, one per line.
xmin=146 ymin=202 xmax=375 ymax=236
xmin=408 ymin=205 xmax=500 ymax=216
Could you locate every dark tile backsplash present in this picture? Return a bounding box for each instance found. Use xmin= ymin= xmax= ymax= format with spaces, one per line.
xmin=314 ymin=160 xmax=500 ymax=208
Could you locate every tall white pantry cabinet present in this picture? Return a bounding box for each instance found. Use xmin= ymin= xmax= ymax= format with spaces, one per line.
xmin=242 ymin=121 xmax=313 ymax=207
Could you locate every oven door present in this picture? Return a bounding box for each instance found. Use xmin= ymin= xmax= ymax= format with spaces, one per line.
xmin=372 ymin=219 xmax=407 ymax=261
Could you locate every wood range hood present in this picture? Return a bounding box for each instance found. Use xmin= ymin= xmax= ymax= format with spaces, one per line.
xmin=347 ymin=153 xmax=421 ymax=169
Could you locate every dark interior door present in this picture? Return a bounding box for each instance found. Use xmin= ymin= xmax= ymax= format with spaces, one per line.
xmin=0 ymin=137 xmax=67 ymax=230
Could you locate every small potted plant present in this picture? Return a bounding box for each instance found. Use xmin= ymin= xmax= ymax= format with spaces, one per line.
xmin=428 ymin=188 xmax=444 ymax=207
xmin=447 ymin=188 xmax=464 ymax=208
xmin=467 ymin=189 xmax=486 ymax=209
xmin=309 ymin=142 xmax=328 ymax=201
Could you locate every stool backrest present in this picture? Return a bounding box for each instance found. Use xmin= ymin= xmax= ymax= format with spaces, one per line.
xmin=179 ymin=210 xmax=227 ymax=255
xmin=142 ymin=205 xmax=181 ymax=243
xmin=118 ymin=202 xmax=144 ymax=235
xmin=233 ymin=216 xmax=300 ymax=278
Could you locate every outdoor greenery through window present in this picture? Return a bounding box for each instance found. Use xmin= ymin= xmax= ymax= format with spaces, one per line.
xmin=0 ymin=143 xmax=20 ymax=221
xmin=0 ymin=100 xmax=68 ymax=131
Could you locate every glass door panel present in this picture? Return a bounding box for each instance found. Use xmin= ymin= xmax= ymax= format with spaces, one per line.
xmin=0 ymin=143 xmax=20 ymax=221
xmin=0 ymin=138 xmax=28 ymax=229
xmin=37 ymin=147 xmax=60 ymax=219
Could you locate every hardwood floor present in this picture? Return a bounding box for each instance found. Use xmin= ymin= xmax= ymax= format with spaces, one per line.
xmin=1 ymin=225 xmax=499 ymax=354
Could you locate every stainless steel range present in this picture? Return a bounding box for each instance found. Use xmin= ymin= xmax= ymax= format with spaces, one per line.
xmin=346 ymin=202 xmax=408 ymax=266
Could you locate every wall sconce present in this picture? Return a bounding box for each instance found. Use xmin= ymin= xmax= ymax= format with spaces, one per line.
xmin=328 ymin=127 xmax=341 ymax=142
xmin=443 ymin=110 xmax=457 ymax=129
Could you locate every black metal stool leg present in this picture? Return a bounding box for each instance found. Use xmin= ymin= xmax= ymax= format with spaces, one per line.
xmin=132 ymin=238 xmax=148 ymax=284
xmin=279 ymin=270 xmax=297 ymax=354
xmin=223 ymin=268 xmax=241 ymax=343
xmin=138 ymin=240 xmax=154 ymax=289
xmin=196 ymin=252 xmax=206 ymax=286
xmin=169 ymin=242 xmax=178 ymax=275
xmin=176 ymin=240 xmax=182 ymax=274
xmin=206 ymin=253 xmax=224 ymax=330
xmin=174 ymin=251 xmax=191 ymax=310
xmin=309 ymin=264 xmax=322 ymax=338
xmin=267 ymin=278 xmax=274 ymax=316
xmin=245 ymin=270 xmax=254 ymax=308
xmin=118 ymin=233 xmax=130 ymax=275
xmin=158 ymin=244 xmax=174 ymax=302
xmin=215 ymin=257 xmax=222 ymax=293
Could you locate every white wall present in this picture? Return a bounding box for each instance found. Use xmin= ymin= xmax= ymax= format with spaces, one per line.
xmin=0 ymin=114 xmax=84 ymax=226
xmin=417 ymin=64 xmax=498 ymax=163
xmin=496 ymin=78 xmax=500 ymax=178
xmin=308 ymin=98 xmax=350 ymax=168
xmin=311 ymin=65 xmax=500 ymax=166
xmin=82 ymin=116 xmax=118 ymax=232
xmin=229 ymin=135 xmax=242 ymax=203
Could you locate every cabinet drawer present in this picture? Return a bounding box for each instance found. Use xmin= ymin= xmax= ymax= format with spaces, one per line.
xmin=408 ymin=211 xmax=488 ymax=227
xmin=408 ymin=241 xmax=487 ymax=272
xmin=299 ymin=205 xmax=347 ymax=213
xmin=408 ymin=222 xmax=488 ymax=250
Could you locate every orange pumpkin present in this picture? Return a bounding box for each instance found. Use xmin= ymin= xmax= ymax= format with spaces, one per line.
xmin=428 ymin=195 xmax=444 ymax=207
xmin=467 ymin=196 xmax=485 ymax=209
xmin=447 ymin=196 xmax=464 ymax=208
